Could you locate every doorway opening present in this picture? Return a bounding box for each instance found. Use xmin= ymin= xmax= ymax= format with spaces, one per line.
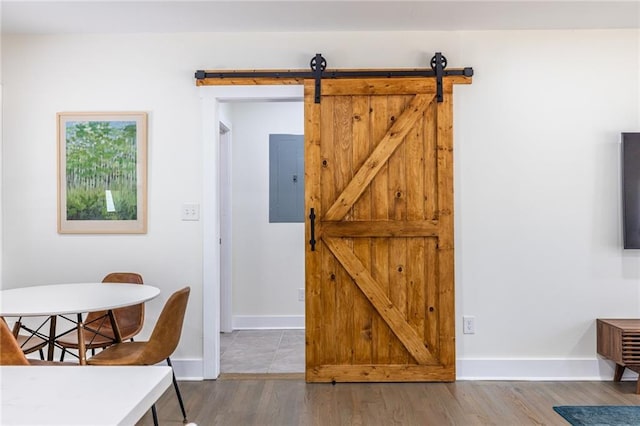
xmin=219 ymin=100 xmax=304 ymax=374
xmin=200 ymin=85 xmax=304 ymax=379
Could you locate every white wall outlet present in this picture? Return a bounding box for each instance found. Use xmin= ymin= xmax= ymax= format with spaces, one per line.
xmin=298 ymin=288 xmax=305 ymax=302
xmin=182 ymin=203 xmax=200 ymax=221
xmin=463 ymin=315 xmax=476 ymax=334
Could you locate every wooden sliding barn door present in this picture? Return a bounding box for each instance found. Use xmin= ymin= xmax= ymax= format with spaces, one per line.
xmin=304 ymin=77 xmax=464 ymax=383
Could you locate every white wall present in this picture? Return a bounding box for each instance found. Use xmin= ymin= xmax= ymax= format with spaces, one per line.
xmin=1 ymin=34 xmax=206 ymax=363
xmin=457 ymin=30 xmax=639 ymax=357
xmin=454 ymin=30 xmax=640 ymax=379
xmin=229 ymin=101 xmax=305 ymax=327
xmin=1 ymin=29 xmax=639 ymax=379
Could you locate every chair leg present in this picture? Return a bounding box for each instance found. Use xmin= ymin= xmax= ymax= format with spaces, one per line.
xmin=614 ymin=364 xmax=626 ymax=382
xmin=60 ymin=348 xmax=66 ymax=362
xmin=166 ymin=358 xmax=188 ymax=423
xmin=38 ymin=348 xmax=44 ymax=360
xmin=151 ymin=404 xmax=159 ymax=426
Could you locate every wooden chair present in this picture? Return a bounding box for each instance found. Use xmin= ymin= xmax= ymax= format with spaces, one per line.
xmin=57 ymin=272 xmax=145 ymax=361
xmin=1 ymin=319 xmax=73 ymax=366
xmin=87 ymin=286 xmax=190 ymax=424
xmin=16 ymin=331 xmax=48 ymax=359
xmin=10 ymin=318 xmax=48 ymax=360
xmin=1 ymin=318 xmax=30 ymax=365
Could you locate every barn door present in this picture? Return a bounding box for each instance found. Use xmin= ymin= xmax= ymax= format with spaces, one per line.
xmin=304 ymin=77 xmax=463 ymax=382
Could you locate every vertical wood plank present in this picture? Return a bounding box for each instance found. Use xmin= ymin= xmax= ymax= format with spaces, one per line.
xmin=405 ymin=97 xmax=428 ymax=364
xmin=352 ymin=95 xmax=374 ymax=365
xmin=387 ymin=95 xmax=409 ymax=363
xmin=333 ymin=97 xmax=354 ymax=215
xmin=406 ymin=101 xmax=426 ymax=222
xmin=424 ymin=99 xmax=438 ymax=220
xmin=369 ymin=95 xmax=392 ymax=363
xmin=436 ymin=91 xmax=455 ymax=373
xmin=425 ymin=238 xmax=440 ymax=361
xmin=424 ymin=98 xmax=440 ymax=361
xmin=319 ymin=95 xmax=338 ymax=367
xmin=304 ymin=80 xmax=322 ymax=378
xmin=333 ymin=96 xmax=354 ymax=365
xmin=388 ymin=95 xmax=408 ymax=223
xmin=406 ymin=238 xmax=426 ymax=365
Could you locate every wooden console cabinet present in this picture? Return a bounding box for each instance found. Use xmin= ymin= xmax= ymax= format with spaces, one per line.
xmin=596 ymin=318 xmax=640 ymax=393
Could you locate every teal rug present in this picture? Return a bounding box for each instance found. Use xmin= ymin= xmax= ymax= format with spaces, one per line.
xmin=554 ymin=406 xmax=640 ymax=426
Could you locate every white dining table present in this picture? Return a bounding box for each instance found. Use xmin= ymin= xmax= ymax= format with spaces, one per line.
xmin=0 ymin=283 xmax=160 ymax=364
xmin=0 ymin=365 xmax=172 ymax=425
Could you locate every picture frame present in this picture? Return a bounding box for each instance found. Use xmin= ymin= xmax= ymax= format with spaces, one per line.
xmin=57 ymin=112 xmax=148 ymax=234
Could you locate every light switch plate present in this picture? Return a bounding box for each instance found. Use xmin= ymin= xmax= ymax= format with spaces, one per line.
xmin=182 ymin=203 xmax=200 ymax=221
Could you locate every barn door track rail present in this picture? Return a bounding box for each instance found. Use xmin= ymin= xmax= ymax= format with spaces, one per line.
xmin=194 ymin=52 xmax=473 ymax=103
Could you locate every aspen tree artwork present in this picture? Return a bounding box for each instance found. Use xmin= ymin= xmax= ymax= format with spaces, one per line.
xmin=57 ymin=112 xmax=147 ymax=233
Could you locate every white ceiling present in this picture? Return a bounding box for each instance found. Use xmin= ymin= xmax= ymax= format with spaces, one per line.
xmin=1 ymin=0 xmax=639 ymax=34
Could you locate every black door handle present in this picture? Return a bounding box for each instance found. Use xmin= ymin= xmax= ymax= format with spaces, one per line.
xmin=309 ymin=208 xmax=316 ymax=251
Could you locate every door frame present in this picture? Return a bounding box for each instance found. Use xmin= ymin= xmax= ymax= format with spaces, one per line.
xmin=199 ymin=85 xmax=304 ymax=379
xmin=219 ymin=122 xmax=232 ymax=333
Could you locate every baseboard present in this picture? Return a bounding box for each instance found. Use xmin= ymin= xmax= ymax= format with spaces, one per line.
xmin=232 ymin=315 xmax=305 ymax=329
xmin=170 ymin=358 xmax=204 ymax=381
xmin=457 ymin=358 xmax=638 ymax=381
xmin=173 ymin=357 xmax=636 ymax=382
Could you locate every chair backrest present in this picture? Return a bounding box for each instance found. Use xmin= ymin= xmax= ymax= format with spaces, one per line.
xmin=102 ymin=272 xmax=144 ymax=284
xmin=139 ymin=287 xmax=190 ymax=365
xmin=85 ymin=272 xmax=145 ymax=339
xmin=102 ymin=272 xmax=145 ymax=338
xmin=0 ymin=319 xmax=30 ymax=365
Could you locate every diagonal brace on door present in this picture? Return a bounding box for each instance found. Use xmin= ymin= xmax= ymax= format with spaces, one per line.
xmin=324 ymin=94 xmax=434 ymax=221
xmin=323 ymin=237 xmax=438 ymax=365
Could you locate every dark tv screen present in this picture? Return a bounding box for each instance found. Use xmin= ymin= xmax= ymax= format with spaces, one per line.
xmin=623 ymin=133 xmax=640 ymax=248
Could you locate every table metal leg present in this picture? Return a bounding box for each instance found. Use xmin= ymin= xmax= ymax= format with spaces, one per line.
xmin=107 ymin=310 xmax=123 ymax=343
xmin=47 ymin=316 xmax=57 ymax=361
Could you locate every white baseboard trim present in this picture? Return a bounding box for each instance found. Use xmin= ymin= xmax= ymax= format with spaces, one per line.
xmin=171 ymin=357 xmax=637 ymax=382
xmin=232 ymin=315 xmax=305 ymax=329
xmin=170 ymin=358 xmax=204 ymax=381
xmin=457 ymin=358 xmax=638 ymax=381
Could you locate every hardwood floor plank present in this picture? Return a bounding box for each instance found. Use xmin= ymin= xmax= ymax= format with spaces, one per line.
xmin=137 ymin=379 xmax=640 ymax=425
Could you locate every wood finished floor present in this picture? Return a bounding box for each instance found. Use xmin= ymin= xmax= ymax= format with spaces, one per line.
xmin=137 ymin=378 xmax=640 ymax=425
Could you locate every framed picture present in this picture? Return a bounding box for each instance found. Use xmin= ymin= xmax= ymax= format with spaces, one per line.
xmin=57 ymin=112 xmax=147 ymax=234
